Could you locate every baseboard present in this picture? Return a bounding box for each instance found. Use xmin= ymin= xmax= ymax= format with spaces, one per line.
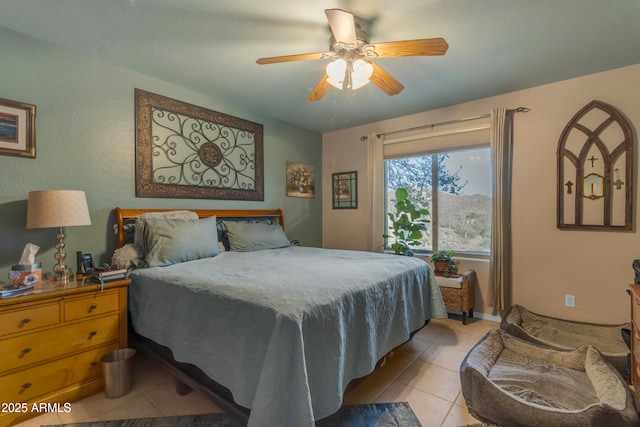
xmin=473 ymin=311 xmax=502 ymax=323
xmin=446 ymin=310 xmax=502 ymax=324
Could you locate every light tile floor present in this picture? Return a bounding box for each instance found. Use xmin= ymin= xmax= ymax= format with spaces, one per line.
xmin=16 ymin=316 xmax=497 ymax=427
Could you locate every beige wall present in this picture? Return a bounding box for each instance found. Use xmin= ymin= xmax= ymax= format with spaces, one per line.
xmin=323 ymin=63 xmax=640 ymax=324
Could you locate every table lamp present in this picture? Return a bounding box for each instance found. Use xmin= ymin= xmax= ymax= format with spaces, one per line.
xmin=26 ymin=190 xmax=91 ymax=282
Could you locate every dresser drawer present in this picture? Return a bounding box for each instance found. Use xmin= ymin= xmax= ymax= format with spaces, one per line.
xmin=0 ymin=343 xmax=118 ymax=403
xmin=0 ymin=314 xmax=119 ymax=373
xmin=64 ymin=290 xmax=119 ymax=321
xmin=0 ymin=303 xmax=60 ymax=338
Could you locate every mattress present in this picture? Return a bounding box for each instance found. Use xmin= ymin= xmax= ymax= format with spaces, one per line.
xmin=129 ymin=246 xmax=446 ymax=427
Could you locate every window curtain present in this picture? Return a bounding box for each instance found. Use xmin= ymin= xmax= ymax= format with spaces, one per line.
xmin=488 ymin=108 xmax=513 ymax=310
xmin=367 ymin=132 xmax=385 ymax=252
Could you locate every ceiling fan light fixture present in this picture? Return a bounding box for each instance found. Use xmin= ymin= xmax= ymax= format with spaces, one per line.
xmin=256 ymin=8 xmax=448 ymax=101
xmin=326 ymin=58 xmax=347 ymax=89
xmin=351 ymin=59 xmax=373 ymax=89
xmin=326 ymin=58 xmax=373 ymax=91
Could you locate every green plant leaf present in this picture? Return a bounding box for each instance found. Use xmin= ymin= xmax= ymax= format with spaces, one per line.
xmin=395 ymin=187 xmax=408 ymax=202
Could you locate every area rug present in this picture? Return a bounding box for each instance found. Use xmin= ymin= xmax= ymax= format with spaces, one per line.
xmin=43 ymin=402 xmax=421 ymax=427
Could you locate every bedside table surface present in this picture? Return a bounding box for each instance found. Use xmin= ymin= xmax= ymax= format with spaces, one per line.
xmin=0 ymin=277 xmax=130 ymax=306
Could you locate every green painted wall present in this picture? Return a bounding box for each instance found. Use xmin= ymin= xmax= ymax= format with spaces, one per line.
xmin=0 ymin=27 xmax=322 ymax=277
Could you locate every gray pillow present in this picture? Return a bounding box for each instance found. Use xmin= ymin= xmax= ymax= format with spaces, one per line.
xmin=223 ymin=221 xmax=291 ymax=252
xmin=144 ymin=216 xmax=219 ymax=267
xmin=134 ymin=210 xmax=199 ymax=253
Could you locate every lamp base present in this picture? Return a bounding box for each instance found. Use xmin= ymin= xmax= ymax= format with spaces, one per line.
xmin=47 ymin=271 xmax=73 ymax=284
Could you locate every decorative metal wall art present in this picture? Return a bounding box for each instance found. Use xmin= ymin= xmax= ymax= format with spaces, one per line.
xmin=557 ymin=100 xmax=634 ymax=230
xmin=332 ymin=171 xmax=358 ymax=209
xmin=286 ymin=161 xmax=315 ymax=198
xmin=135 ymin=89 xmax=263 ymax=200
xmin=0 ymin=97 xmax=36 ymax=159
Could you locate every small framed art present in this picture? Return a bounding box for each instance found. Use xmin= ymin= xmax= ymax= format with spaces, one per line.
xmin=286 ymin=161 xmax=315 ymax=198
xmin=332 ymin=171 xmax=357 ymax=209
xmin=0 ymin=97 xmax=36 ymax=159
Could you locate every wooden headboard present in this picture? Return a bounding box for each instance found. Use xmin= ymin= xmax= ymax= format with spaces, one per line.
xmin=114 ymin=207 xmax=285 ymax=248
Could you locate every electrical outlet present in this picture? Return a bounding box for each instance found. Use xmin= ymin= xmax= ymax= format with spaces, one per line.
xmin=565 ymin=294 xmax=576 ymax=308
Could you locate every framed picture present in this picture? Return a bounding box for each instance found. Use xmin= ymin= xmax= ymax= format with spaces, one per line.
xmin=0 ymin=97 xmax=36 ymax=159
xmin=135 ymin=89 xmax=264 ymax=200
xmin=286 ymin=161 xmax=315 ymax=198
xmin=332 ymin=171 xmax=357 ymax=209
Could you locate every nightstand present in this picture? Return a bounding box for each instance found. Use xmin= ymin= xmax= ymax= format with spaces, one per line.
xmin=630 ymin=284 xmax=640 ymax=401
xmin=435 ymin=270 xmax=476 ymax=324
xmin=0 ymin=277 xmax=130 ymax=426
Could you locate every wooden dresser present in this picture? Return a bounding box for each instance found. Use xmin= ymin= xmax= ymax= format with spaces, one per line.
xmin=630 ymin=284 xmax=640 ymax=400
xmin=0 ymin=278 xmax=130 ymax=426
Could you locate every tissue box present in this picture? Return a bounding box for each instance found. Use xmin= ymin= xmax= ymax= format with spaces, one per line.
xmin=10 ymin=263 xmax=42 ymax=285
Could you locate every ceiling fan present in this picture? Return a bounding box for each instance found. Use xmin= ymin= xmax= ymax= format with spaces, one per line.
xmin=256 ymin=9 xmax=448 ymax=102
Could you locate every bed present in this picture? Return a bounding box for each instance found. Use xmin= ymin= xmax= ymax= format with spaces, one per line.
xmin=114 ymin=208 xmax=447 ymax=427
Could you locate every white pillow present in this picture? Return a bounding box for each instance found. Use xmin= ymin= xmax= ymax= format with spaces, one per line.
xmin=111 ymin=243 xmax=143 ymax=269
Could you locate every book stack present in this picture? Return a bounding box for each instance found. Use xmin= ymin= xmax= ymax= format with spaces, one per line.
xmin=0 ymin=282 xmax=39 ymax=298
xmin=90 ymin=267 xmax=127 ymax=283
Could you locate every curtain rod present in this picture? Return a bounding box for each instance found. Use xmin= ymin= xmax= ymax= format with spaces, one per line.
xmin=359 ymin=107 xmax=530 ymax=141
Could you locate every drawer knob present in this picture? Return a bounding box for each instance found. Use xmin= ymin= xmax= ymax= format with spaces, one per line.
xmin=21 ymin=347 xmax=32 ymax=354
xmin=88 ymin=304 xmax=98 ymax=312
xmin=90 ymin=361 xmax=98 ymax=367
xmin=22 ymin=382 xmax=32 ymax=389
xmin=20 ymin=318 xmax=32 ymax=325
xmin=88 ymin=331 xmax=98 ymax=339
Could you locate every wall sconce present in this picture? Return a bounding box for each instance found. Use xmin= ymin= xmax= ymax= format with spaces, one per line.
xmin=583 ymin=173 xmax=604 ymax=200
xmin=326 ymin=58 xmax=373 ymax=90
xmin=26 ymin=190 xmax=91 ymax=283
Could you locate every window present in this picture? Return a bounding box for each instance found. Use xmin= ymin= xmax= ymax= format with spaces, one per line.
xmin=384 ymin=146 xmax=492 ymax=255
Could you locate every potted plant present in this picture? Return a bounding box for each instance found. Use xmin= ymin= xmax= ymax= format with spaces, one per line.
xmin=431 ymin=250 xmax=457 ymax=276
xmin=383 ymin=188 xmax=430 ymax=257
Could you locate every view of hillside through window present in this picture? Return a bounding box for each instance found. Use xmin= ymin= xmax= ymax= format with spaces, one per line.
xmin=385 ymin=146 xmax=492 ymax=254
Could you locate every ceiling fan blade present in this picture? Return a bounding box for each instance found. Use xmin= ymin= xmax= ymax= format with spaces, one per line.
xmin=256 ymin=52 xmax=327 ymax=65
xmin=368 ymin=38 xmax=449 ymax=58
xmin=369 ymin=61 xmax=404 ymax=96
xmin=307 ymin=74 xmax=332 ymax=102
xmin=325 ymin=9 xmax=357 ymax=46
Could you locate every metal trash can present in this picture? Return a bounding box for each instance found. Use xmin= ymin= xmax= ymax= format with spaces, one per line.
xmin=101 ymin=348 xmax=136 ymax=398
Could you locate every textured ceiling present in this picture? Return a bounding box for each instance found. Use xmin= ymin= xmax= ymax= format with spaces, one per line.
xmin=1 ymin=0 xmax=639 ymax=133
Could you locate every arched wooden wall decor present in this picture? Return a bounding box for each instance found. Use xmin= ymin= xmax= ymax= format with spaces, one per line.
xmin=557 ymin=100 xmax=634 ymax=230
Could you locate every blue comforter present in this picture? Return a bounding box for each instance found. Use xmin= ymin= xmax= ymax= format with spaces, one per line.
xmin=129 ymin=246 xmax=446 ymax=427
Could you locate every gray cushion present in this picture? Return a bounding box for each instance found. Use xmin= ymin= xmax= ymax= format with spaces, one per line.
xmin=460 ymin=329 xmax=638 ymax=427
xmin=144 ymin=216 xmax=219 ymax=267
xmin=223 ymin=221 xmax=290 ymax=252
xmin=501 ymin=304 xmax=630 ymax=376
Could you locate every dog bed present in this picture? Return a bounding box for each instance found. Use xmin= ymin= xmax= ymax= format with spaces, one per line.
xmin=460 ymin=329 xmax=638 ymax=427
xmin=500 ymin=304 xmax=630 ymax=376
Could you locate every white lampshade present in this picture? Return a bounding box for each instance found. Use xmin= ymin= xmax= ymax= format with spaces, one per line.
xmin=326 ymin=58 xmax=372 ymax=91
xmin=351 ymin=59 xmax=373 ymax=89
xmin=27 ymin=190 xmax=91 ymax=229
xmin=326 ymin=58 xmax=347 ymax=89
